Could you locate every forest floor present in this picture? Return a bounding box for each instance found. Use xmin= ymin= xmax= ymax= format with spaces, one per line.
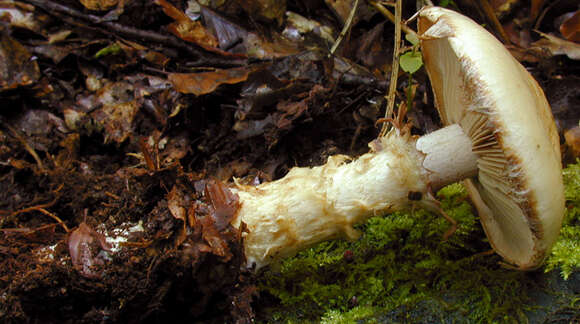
xmin=0 ymin=0 xmax=579 ymax=323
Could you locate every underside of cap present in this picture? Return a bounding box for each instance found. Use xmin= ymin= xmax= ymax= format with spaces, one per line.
xmin=418 ymin=7 xmax=565 ymax=269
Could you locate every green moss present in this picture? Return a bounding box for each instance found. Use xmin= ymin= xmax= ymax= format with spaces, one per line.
xmin=257 ymin=164 xmax=580 ymax=323
xmin=545 ymin=160 xmax=580 ymax=279
xmin=320 ymin=306 xmax=377 ymax=324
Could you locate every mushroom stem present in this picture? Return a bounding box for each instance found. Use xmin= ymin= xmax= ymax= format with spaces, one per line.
xmin=232 ymin=124 xmax=478 ymax=269
xmin=416 ymin=124 xmax=479 ymax=190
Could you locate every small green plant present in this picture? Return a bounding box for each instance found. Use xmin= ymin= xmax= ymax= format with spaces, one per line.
xmin=438 ymin=0 xmax=457 ymax=8
xmin=399 ymin=33 xmax=423 ymax=111
xmin=94 ymin=42 xmax=122 ymax=58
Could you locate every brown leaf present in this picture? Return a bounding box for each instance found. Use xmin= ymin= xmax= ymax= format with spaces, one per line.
xmin=533 ymin=31 xmax=580 ymax=60
xmin=168 ymin=67 xmax=253 ymax=96
xmin=90 ymin=81 xmax=140 ymax=143
xmin=325 ymin=0 xmax=356 ymax=25
xmin=236 ymin=0 xmax=286 ymax=25
xmin=276 ymin=99 xmax=309 ymax=129
xmin=355 ymin=21 xmax=389 ymax=71
xmin=560 ymin=10 xmax=580 ymax=42
xmin=199 ymin=214 xmax=231 ymax=260
xmin=0 ymin=2 xmax=43 ymax=34
xmin=564 ymin=126 xmax=580 ymax=159
xmin=284 ymin=11 xmax=335 ymax=44
xmin=201 ymin=6 xmax=249 ymax=53
xmin=156 ymin=0 xmax=218 ymax=49
xmin=116 ymin=40 xmax=170 ymax=68
xmin=167 ymin=185 xmax=190 ymax=252
xmin=79 ymin=0 xmax=118 ymax=11
xmin=204 ymin=179 xmax=239 ymax=231
xmin=0 ymin=31 xmax=40 ymax=91
xmin=215 ymin=159 xmax=252 ymax=181
xmin=167 ymin=185 xmax=187 ymax=222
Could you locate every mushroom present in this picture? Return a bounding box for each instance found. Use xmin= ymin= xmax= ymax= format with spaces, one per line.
xmin=229 ymin=7 xmax=564 ymax=271
xmin=417 ymin=6 xmax=565 ymax=269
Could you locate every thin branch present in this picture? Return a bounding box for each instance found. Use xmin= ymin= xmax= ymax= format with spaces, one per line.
xmin=370 ymin=1 xmax=418 ymax=39
xmin=10 ymin=205 xmax=70 ymax=232
xmin=21 ymin=0 xmax=246 ymax=68
xmin=533 ymin=0 xmax=562 ymax=30
xmin=371 ymin=0 xmax=403 ymax=137
xmin=1 ymin=120 xmax=45 ymax=172
xmin=329 ymin=0 xmax=360 ymax=56
xmin=477 ymin=0 xmax=511 ymax=44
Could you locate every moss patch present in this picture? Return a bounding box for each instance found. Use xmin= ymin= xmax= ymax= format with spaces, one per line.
xmin=256 ymin=163 xmax=580 ymax=323
xmin=545 ymin=161 xmax=580 ymax=279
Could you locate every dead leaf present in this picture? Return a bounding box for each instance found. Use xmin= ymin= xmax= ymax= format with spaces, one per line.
xmin=533 ymin=31 xmax=580 ymax=60
xmin=116 ymin=40 xmax=170 ymax=68
xmin=204 ymin=180 xmax=239 ymax=231
xmin=215 ymin=159 xmax=252 ymax=181
xmin=276 ymin=99 xmax=309 ymax=129
xmin=90 ymin=81 xmax=140 ymax=143
xmin=283 ymin=11 xmax=335 ymax=44
xmin=201 ymin=6 xmax=249 ymax=53
xmin=0 ymin=2 xmax=43 ymax=34
xmin=167 ymin=185 xmax=189 ymax=246
xmin=192 ymin=180 xmax=238 ymax=261
xmin=201 ymin=6 xmax=299 ymax=59
xmin=168 ymin=66 xmax=254 ymax=96
xmin=198 ymin=212 xmax=231 ymax=260
xmin=507 ymin=45 xmax=542 ymax=63
xmin=92 ymin=101 xmax=139 ymax=143
xmin=167 ymin=185 xmax=187 ymax=222
xmin=565 ymin=126 xmax=580 ymax=159
xmin=156 ymin=0 xmax=219 ymax=49
xmin=79 ymin=0 xmax=118 ymax=11
xmin=235 ymin=0 xmax=286 ymax=25
xmin=560 ymin=10 xmax=580 ymax=42
xmin=0 ymin=31 xmax=40 ymax=91
xmin=325 ymin=0 xmax=356 ymax=25
xmin=356 ymin=21 xmax=390 ymax=71
xmin=233 ymin=115 xmax=275 ymax=140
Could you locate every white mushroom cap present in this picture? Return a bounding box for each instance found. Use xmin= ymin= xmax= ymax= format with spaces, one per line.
xmin=418 ymin=7 xmax=565 ymax=269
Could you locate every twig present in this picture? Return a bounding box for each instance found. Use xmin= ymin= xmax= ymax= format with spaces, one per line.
xmin=10 ymin=205 xmax=70 ymax=232
xmin=372 ymin=0 xmax=403 ymax=137
xmin=1 ymin=120 xmax=45 ymax=172
xmin=21 ymin=0 xmax=246 ymax=68
xmin=477 ymin=0 xmax=511 ymax=44
xmin=329 ymin=0 xmax=360 ymax=57
xmin=370 ymin=1 xmax=418 ymax=39
xmin=533 ymin=0 xmax=562 ymax=30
